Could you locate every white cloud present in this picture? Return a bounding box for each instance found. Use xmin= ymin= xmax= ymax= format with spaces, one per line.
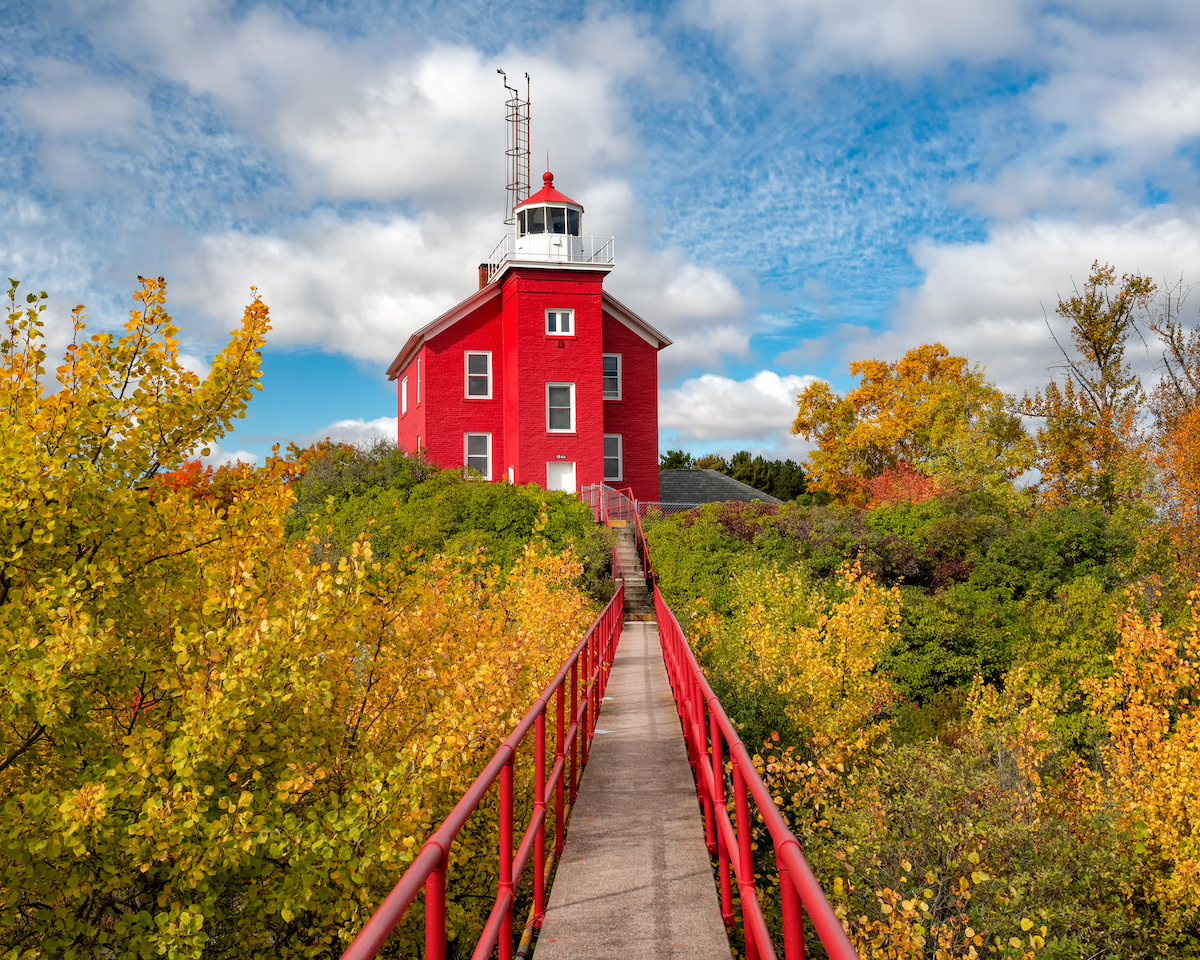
xmin=308 ymin=416 xmax=398 ymax=446
xmin=12 ymin=59 xmax=151 ymax=190
xmin=102 ymin=3 xmax=668 ymax=207
xmin=659 ymin=370 xmax=821 ymax=453
xmin=172 ymin=209 xmax=486 ymax=360
xmin=854 ymin=212 xmax=1200 ymax=397
xmin=16 ymin=59 xmax=148 ymax=139
xmin=686 ymin=1 xmax=1200 ymax=231
xmin=684 ymin=0 xmax=1037 ymax=76
xmin=608 ymin=250 xmax=749 ymax=377
xmin=953 ymin=23 xmax=1200 ymax=223
xmin=198 ymin=441 xmax=258 ymax=468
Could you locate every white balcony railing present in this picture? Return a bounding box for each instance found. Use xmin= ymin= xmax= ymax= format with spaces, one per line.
xmin=485 ymin=234 xmax=615 ymax=284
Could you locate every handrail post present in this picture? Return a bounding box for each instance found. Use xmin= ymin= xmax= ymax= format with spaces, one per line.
xmin=700 ymin=693 xmax=716 ymax=856
xmin=779 ymin=855 xmax=805 ymax=960
xmin=734 ymin=762 xmax=760 ymax=960
xmin=499 ymin=757 xmax=514 ymax=960
xmin=711 ymin=711 xmax=733 ymax=926
xmin=581 ymin=635 xmax=592 ymax=767
xmin=534 ymin=710 xmax=547 ymax=922
xmin=569 ymin=659 xmax=579 ymax=804
xmin=555 ymin=681 xmax=565 ymax=856
xmin=684 ymin=678 xmax=698 ymax=775
xmin=591 ymin=627 xmax=600 ymax=741
xmin=425 ymin=852 xmax=447 ymax=960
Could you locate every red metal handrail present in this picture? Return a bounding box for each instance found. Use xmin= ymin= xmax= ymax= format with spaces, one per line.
xmin=654 ymin=585 xmax=860 ymax=960
xmin=341 ymin=585 xmax=626 ymax=960
xmin=582 ymin=483 xmax=653 ymax=584
xmin=579 ymin=484 xmax=626 ymax=582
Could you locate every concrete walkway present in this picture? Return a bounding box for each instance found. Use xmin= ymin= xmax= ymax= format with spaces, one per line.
xmin=534 ymin=622 xmax=732 ymax=960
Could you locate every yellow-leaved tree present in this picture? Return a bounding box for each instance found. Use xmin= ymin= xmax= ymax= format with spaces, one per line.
xmin=792 ymin=343 xmax=1032 ymax=504
xmin=1085 ymin=597 xmax=1200 ymax=934
xmin=0 ymin=279 xmax=596 ymax=957
xmin=1019 ymin=262 xmax=1155 ymax=513
xmin=1147 ymin=293 xmax=1200 ymax=568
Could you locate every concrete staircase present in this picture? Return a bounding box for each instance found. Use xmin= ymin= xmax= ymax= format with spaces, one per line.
xmin=612 ymin=524 xmax=654 ymax=621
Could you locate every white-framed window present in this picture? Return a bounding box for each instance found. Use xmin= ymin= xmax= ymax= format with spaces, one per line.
xmin=401 ymin=376 xmax=409 ymax=415
xmin=603 ymin=434 xmax=622 ymax=481
xmin=465 ymin=351 xmax=492 ymax=399
xmin=464 ymin=432 xmax=491 ymax=479
xmin=546 ymin=309 xmax=574 ymax=337
xmin=546 ymin=382 xmax=575 ymax=433
xmin=602 ymin=353 xmax=621 ymax=400
xmin=416 ymin=357 xmax=421 ymax=404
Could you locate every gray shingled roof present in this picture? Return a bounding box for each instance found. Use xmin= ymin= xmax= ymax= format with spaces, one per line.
xmin=656 ymin=469 xmax=783 ymax=505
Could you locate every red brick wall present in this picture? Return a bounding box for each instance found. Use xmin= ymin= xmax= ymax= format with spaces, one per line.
xmin=421 ymin=296 xmax=506 ymax=478
xmin=602 ymin=311 xmax=661 ymax=502
xmin=500 ymin=268 xmax=609 ymax=491
xmin=395 ymin=348 xmax=427 ymax=455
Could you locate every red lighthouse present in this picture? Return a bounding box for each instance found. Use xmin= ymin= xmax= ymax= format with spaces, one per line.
xmin=386 ymin=170 xmax=670 ymax=502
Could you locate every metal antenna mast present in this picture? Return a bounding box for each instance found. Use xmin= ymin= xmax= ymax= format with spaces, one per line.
xmin=497 ymin=70 xmax=530 ymax=225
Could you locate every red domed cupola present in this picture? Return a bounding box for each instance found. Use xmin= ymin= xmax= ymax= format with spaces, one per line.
xmin=513 ymin=172 xmax=584 ymax=238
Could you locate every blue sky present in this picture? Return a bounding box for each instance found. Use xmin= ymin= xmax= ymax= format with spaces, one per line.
xmin=5 ymin=0 xmax=1200 ymax=464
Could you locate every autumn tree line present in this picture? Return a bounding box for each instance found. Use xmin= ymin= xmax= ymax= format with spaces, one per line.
xmin=647 ymin=263 xmax=1200 ymax=958
xmin=793 ymin=262 xmax=1200 ymax=554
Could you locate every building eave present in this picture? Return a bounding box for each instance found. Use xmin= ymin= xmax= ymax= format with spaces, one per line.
xmin=385 ymin=282 xmax=503 ymax=380
xmin=601 ymin=291 xmax=673 ymax=350
xmin=490 ymin=258 xmax=614 ymax=285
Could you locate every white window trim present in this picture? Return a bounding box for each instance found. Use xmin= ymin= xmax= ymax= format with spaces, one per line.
xmin=602 ymin=353 xmax=622 ymax=401
xmin=464 ymin=350 xmax=492 ymax=399
xmin=545 ymin=308 xmax=575 ymax=337
xmin=603 ymin=434 xmax=623 ymax=482
xmin=464 ymin=432 xmax=492 ymax=480
xmin=416 ymin=357 xmax=421 ymax=404
xmin=546 ymin=382 xmax=576 ymax=433
xmin=401 ymin=376 xmax=408 ymax=415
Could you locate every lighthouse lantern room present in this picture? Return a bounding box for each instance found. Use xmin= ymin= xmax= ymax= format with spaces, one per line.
xmin=386 ymin=78 xmax=669 ymax=502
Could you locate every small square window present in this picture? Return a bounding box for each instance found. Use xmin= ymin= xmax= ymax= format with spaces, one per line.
xmin=604 ymin=434 xmax=622 ymax=481
xmin=602 ymin=354 xmax=621 ymax=400
xmin=465 ymin=351 xmax=492 ymax=399
xmin=401 ymin=376 xmax=408 ymax=415
xmin=546 ymin=309 xmax=573 ymax=336
xmin=547 ymin=382 xmax=575 ymax=433
xmin=464 ymin=433 xmax=491 ymax=480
